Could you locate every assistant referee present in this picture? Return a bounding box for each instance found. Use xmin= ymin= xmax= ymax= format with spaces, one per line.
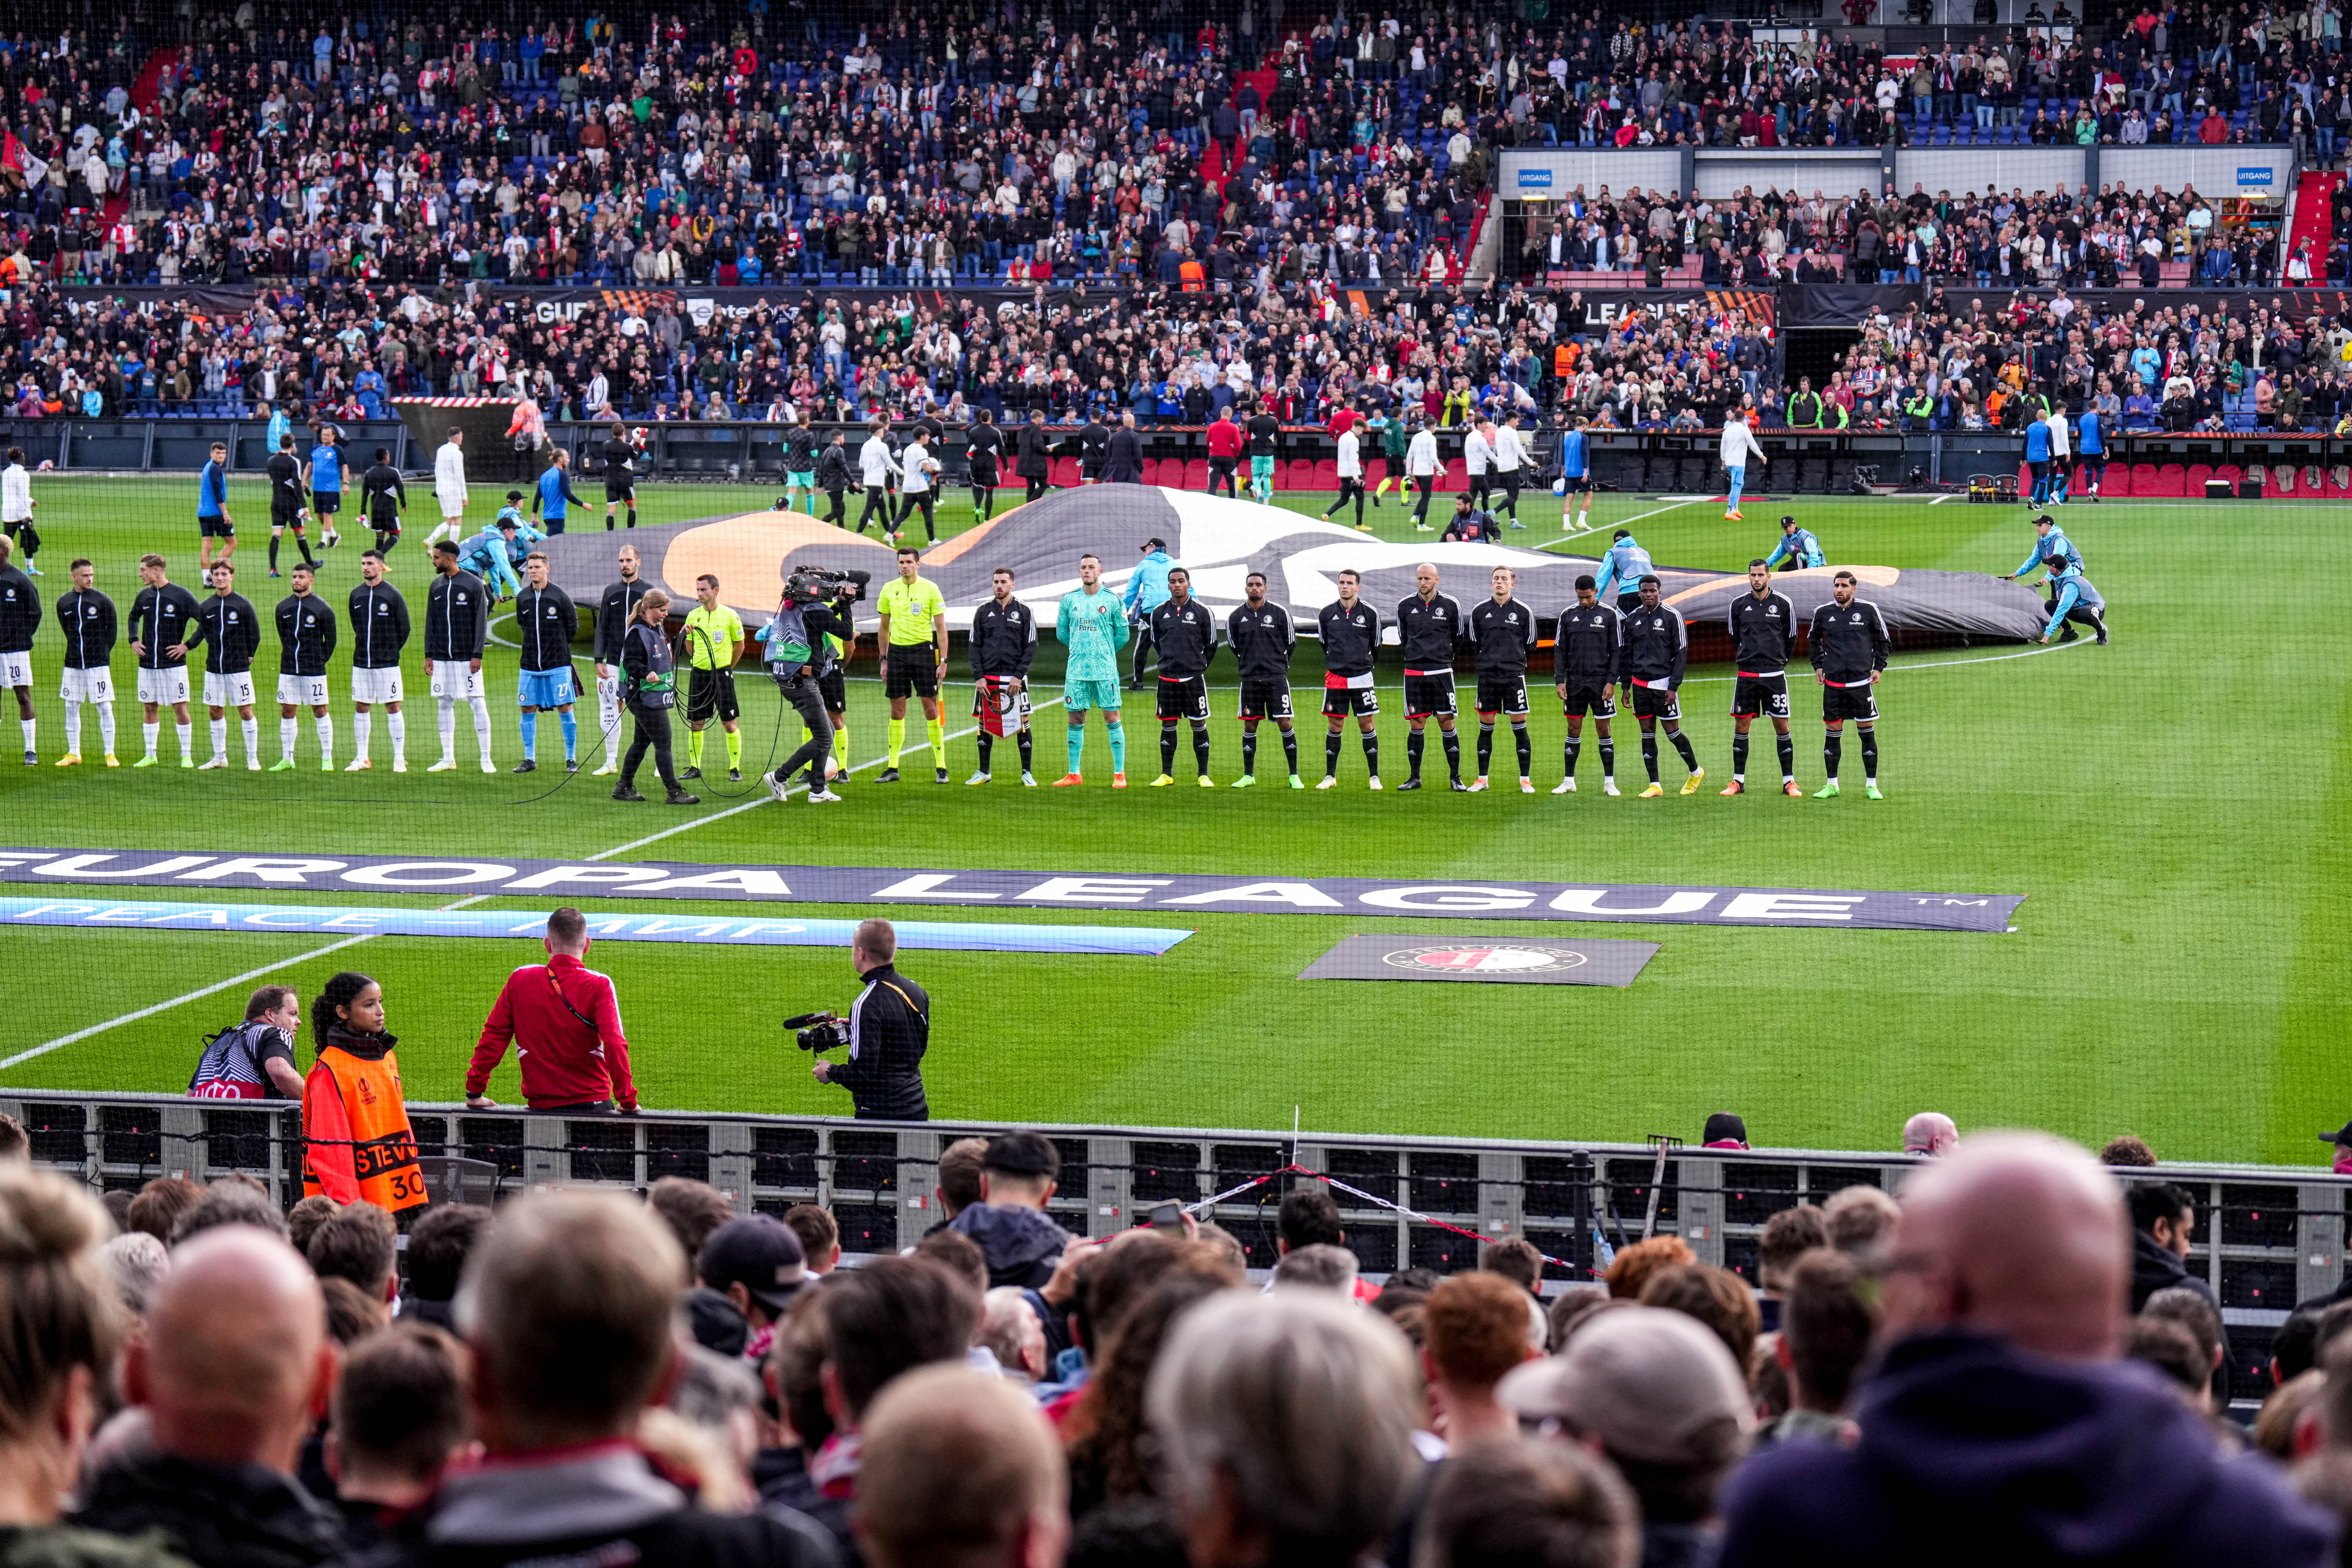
xmin=680 ymin=573 xmax=745 ymax=782
xmin=875 ymin=546 xmax=948 ymax=784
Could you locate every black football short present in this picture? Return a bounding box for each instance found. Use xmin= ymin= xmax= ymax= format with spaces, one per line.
xmin=686 ymin=668 xmax=739 ymax=723
xmin=817 ymin=668 xmax=846 ymax=712
xmin=606 ymin=477 xmax=636 ymax=502
xmin=885 ymin=656 xmax=940 ymax=699
xmin=1559 ymin=682 xmax=1616 ymax=718
xmin=1732 ymin=672 xmax=1791 ymax=720
xmin=1822 ymin=682 xmax=1879 ymax=723
xmin=1156 ymin=674 xmax=1210 ymax=722
xmin=1322 ymin=684 xmax=1379 ymax=717
xmin=198 ymin=515 xmax=235 ymax=538
xmin=1629 ymin=684 xmax=1681 ymax=722
xmin=271 ymin=502 xmax=304 ymax=529
xmin=1475 ymin=672 xmax=1531 ymax=716
xmin=1238 ymin=679 xmax=1294 ymax=720
xmin=311 ymin=491 xmax=341 ymax=515
xmin=1403 ymin=672 xmax=1457 ymax=718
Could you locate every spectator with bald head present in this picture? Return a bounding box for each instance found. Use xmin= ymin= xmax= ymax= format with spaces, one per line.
xmin=1902 ymin=1112 xmax=1959 ymax=1157
xmin=855 ymin=1365 xmax=1068 ymax=1568
xmin=74 ymin=1225 xmax=345 ymax=1567
xmin=380 ymin=1189 xmax=835 ymax=1568
xmin=1718 ymin=1133 xmax=2335 ymax=1566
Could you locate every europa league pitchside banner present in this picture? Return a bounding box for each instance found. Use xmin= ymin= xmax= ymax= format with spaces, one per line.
xmin=0 ymin=850 xmax=2025 ymax=933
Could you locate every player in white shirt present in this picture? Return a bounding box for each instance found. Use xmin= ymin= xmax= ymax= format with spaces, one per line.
xmin=1720 ymin=407 xmax=1768 ymax=521
xmin=2046 ymin=406 xmax=2073 ymax=505
xmin=1491 ymin=413 xmax=1530 ymax=529
xmin=896 ymin=433 xmax=942 ymax=545
xmin=2 ymin=447 xmax=39 ymax=575
xmin=1406 ymin=420 xmax=1443 ymax=532
xmin=1322 ymin=427 xmax=1369 ymax=530
xmin=855 ymin=420 xmax=903 ymax=539
xmin=426 ymin=428 xmax=469 ymax=547
xmin=1462 ymin=420 xmax=1494 ymax=511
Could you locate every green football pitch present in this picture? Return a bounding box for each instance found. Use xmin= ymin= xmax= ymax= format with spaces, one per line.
xmin=1 ymin=473 xmax=2345 ymax=1167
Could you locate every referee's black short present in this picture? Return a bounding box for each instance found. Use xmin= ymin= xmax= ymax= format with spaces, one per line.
xmin=818 ymin=668 xmax=846 ymax=712
xmin=885 ymin=655 xmax=940 ymax=699
xmin=685 ymin=668 xmax=739 ymax=723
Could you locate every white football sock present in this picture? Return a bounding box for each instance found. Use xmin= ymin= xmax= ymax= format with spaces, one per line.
xmin=353 ymin=709 xmax=372 ymax=760
xmin=241 ymin=717 xmax=259 ymax=764
xmin=209 ymin=717 xmax=228 ymax=758
xmin=315 ymin=715 xmax=333 ymax=763
xmin=387 ymin=711 xmax=407 ymax=761
xmin=469 ymin=696 xmax=494 ymax=760
xmin=97 ymin=704 xmax=115 ymax=753
xmin=281 ymin=717 xmax=298 ymax=759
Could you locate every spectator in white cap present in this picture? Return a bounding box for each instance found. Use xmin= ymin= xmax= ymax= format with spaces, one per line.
xmin=1497 ymin=1305 xmax=1754 ymax=1568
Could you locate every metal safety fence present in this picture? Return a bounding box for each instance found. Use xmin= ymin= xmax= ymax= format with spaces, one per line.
xmin=10 ymin=1091 xmax=2341 ymax=1409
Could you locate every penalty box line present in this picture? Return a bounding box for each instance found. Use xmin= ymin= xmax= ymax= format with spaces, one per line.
xmin=0 ymin=699 xmax=1069 ymax=1073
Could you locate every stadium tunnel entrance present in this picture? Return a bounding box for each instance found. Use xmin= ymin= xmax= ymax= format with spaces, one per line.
xmin=1781 ymin=326 xmax=1864 ymax=399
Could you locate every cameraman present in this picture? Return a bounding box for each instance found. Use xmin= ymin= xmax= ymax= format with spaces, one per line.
xmin=812 ymin=918 xmax=930 ymax=1120
xmin=760 ymin=568 xmax=858 ymax=804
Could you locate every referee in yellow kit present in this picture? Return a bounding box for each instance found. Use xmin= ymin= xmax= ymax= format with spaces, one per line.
xmin=875 ymin=545 xmax=949 ymax=783
xmin=680 ymin=572 xmax=746 ymax=781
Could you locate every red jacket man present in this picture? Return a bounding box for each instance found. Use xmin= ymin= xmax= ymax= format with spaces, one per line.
xmin=469 ymin=906 xmax=639 ymax=1111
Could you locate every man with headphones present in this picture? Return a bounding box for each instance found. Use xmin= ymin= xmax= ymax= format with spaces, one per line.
xmin=811 ymin=918 xmax=931 ymax=1121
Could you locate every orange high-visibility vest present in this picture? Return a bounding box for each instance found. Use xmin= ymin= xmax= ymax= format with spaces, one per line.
xmin=303 ymin=1044 xmax=426 ymax=1212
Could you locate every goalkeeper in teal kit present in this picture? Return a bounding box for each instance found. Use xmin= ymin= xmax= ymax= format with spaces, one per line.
xmin=1055 ymin=551 xmax=1131 ymax=786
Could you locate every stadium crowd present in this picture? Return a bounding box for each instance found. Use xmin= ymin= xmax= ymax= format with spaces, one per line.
xmin=0 ymin=0 xmax=2345 ymax=435
xmin=6 ymin=1106 xmax=2352 ymax=1568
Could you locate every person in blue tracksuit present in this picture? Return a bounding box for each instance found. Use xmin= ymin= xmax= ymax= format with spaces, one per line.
xmin=2074 ymin=405 xmax=2106 ymax=501
xmin=1121 ymin=537 xmax=1175 ymax=688
xmin=197 ymin=441 xmax=236 ymax=571
xmin=2024 ymin=411 xmax=2053 ymax=505
xmin=457 ymin=518 xmax=530 ymax=600
xmin=1765 ymin=515 xmax=1826 ymax=571
xmin=533 ymin=449 xmax=586 ymax=535
xmin=2002 ymin=513 xmax=2084 ymax=640
xmin=1593 ymin=529 xmax=1656 ymax=612
xmin=1559 ymin=419 xmax=1594 ymax=533
xmin=2036 ymin=550 xmax=2108 ymax=644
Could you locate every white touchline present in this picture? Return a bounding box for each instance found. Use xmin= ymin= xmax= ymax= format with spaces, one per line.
xmin=0 ymin=699 xmax=1076 ymax=1070
xmin=1542 ymin=497 xmax=1705 ymax=550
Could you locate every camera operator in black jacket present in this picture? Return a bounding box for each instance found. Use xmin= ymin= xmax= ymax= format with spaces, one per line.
xmin=813 ymin=919 xmax=930 ymax=1120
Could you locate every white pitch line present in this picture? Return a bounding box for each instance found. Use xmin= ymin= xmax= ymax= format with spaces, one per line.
xmin=1543 ymin=497 xmax=1708 ymax=550
xmin=4 ymin=692 xmax=1085 ymax=1070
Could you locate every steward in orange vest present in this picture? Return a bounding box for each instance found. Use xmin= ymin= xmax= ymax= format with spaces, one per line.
xmin=301 ymin=971 xmax=426 ymax=1212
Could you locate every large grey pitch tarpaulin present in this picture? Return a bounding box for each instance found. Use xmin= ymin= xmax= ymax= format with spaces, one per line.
xmin=537 ymin=486 xmax=2052 ymax=642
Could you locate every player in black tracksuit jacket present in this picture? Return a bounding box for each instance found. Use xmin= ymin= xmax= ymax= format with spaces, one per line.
xmin=0 ymin=551 xmax=39 ymax=755
xmin=54 ymin=569 xmax=116 ymax=762
xmin=274 ymin=576 xmax=338 ymax=760
xmin=186 ymin=575 xmax=263 ymax=759
xmin=965 ymin=413 xmax=1005 ymax=520
xmin=1316 ymin=581 xmax=1382 ymax=785
xmin=1615 ymin=578 xmax=1703 ymax=792
xmin=1551 ymin=579 xmax=1621 ymax=791
xmin=1393 ymin=581 xmax=1466 ymax=788
xmin=1226 ymin=575 xmax=1298 ymax=784
xmin=1148 ymin=571 xmax=1219 ymax=782
xmin=967 ymin=576 xmax=1036 ymax=781
xmin=1467 ymin=577 xmax=1538 ymax=787
xmin=1725 ymin=565 xmax=1799 ymax=794
xmin=1808 ymin=573 xmax=1892 ymax=797
xmin=424 ymin=551 xmax=493 ymax=767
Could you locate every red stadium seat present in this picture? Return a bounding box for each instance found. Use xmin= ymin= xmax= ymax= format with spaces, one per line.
xmin=1284 ymin=459 xmax=1318 ymax=491
xmin=2184 ymin=462 xmax=2214 ymax=495
xmin=1140 ymin=458 xmax=1167 ymax=486
xmin=1049 ymin=457 xmax=1080 ymax=487
xmin=2099 ymin=463 xmax=2130 ymax=497
xmin=1183 ymin=459 xmax=1210 ymax=489
xmin=1310 ymin=459 xmax=1341 ymax=489
xmin=2212 ymin=464 xmax=2242 ymax=492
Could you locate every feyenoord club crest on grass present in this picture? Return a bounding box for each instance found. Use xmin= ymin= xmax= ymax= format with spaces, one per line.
xmin=1302 ymin=935 xmax=1662 ymax=987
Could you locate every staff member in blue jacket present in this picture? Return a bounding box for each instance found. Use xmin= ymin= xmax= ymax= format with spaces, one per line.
xmin=532 ymin=448 xmax=587 ymax=535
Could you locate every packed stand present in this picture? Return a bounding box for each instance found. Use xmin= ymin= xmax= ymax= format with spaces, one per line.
xmin=6 ymin=1108 xmax=2352 ymax=1568
xmin=0 ymin=0 xmax=1494 ymax=298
